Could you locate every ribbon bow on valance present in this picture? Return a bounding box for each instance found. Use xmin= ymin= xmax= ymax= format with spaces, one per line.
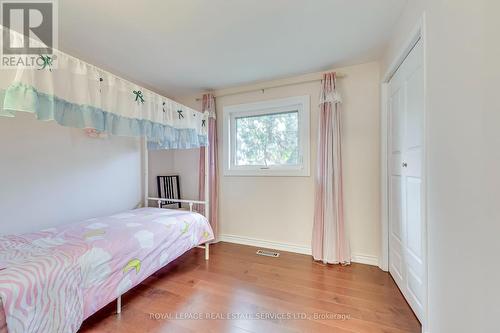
xmin=38 ymin=55 xmax=53 ymax=71
xmin=133 ymin=90 xmax=145 ymax=103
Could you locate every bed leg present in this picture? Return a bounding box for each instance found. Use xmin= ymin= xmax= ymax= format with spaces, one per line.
xmin=116 ymin=295 xmax=121 ymax=314
xmin=205 ymin=243 xmax=210 ymax=261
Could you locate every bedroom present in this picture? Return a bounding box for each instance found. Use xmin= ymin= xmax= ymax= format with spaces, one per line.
xmin=0 ymin=1 xmax=498 ymax=333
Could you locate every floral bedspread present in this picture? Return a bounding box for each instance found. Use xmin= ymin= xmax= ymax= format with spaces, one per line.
xmin=0 ymin=208 xmax=213 ymax=333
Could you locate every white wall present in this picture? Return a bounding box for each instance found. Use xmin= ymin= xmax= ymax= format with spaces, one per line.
xmin=0 ymin=112 xmax=142 ymax=235
xmin=174 ymin=61 xmax=382 ymax=263
xmin=382 ymin=1 xmax=500 ymax=332
xmin=148 ymin=148 xmax=200 ymax=206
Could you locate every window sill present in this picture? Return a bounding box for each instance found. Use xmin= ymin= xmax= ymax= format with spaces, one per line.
xmin=223 ymin=167 xmax=310 ymax=177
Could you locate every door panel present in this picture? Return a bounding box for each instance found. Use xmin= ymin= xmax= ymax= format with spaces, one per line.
xmin=407 ymin=268 xmax=424 ymax=306
xmin=390 ymin=176 xmax=403 ymax=241
xmin=405 ymin=69 xmax=424 ymax=149
xmin=390 ymin=89 xmax=403 ymax=153
xmin=406 ymin=177 xmax=422 ymax=257
xmin=389 ymin=245 xmax=404 ymax=281
xmin=388 ymin=39 xmax=425 ymax=323
xmin=406 ymin=148 xmax=421 ymax=176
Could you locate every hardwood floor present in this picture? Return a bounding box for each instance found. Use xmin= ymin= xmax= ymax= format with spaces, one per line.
xmin=79 ymin=242 xmax=421 ymax=333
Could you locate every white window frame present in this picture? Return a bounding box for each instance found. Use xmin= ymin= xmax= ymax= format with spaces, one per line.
xmin=223 ymin=95 xmax=310 ymax=177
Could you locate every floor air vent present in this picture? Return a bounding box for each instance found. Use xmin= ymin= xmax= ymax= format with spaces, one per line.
xmin=256 ymin=249 xmax=280 ymax=257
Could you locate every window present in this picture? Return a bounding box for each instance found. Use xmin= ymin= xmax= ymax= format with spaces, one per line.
xmin=223 ymin=96 xmax=310 ymax=176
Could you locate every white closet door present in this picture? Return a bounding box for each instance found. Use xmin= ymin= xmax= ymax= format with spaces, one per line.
xmin=388 ymin=39 xmax=425 ymax=322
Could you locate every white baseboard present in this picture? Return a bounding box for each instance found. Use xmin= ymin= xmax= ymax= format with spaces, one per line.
xmin=219 ymin=234 xmax=312 ymax=255
xmin=350 ymin=253 xmax=379 ymax=266
xmin=219 ymin=234 xmax=379 ymax=266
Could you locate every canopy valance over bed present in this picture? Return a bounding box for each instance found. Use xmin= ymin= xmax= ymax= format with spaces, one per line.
xmin=0 ymin=26 xmax=207 ymax=150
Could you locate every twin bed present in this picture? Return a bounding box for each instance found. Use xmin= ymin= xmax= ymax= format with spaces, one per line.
xmin=0 ymin=26 xmax=216 ymax=333
xmin=0 ymin=203 xmax=214 ymax=333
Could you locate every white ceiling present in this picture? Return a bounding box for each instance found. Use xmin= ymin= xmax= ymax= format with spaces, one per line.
xmin=59 ymin=0 xmax=407 ymax=97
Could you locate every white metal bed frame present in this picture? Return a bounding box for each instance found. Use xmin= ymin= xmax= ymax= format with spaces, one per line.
xmin=116 ymin=138 xmax=211 ymax=315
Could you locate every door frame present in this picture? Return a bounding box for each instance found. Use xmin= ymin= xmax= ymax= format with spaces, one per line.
xmin=379 ymin=13 xmax=428 ymax=331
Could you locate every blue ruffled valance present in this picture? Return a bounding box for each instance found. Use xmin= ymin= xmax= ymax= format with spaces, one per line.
xmin=0 ymin=26 xmax=207 ymax=150
xmin=0 ymin=84 xmax=207 ymax=149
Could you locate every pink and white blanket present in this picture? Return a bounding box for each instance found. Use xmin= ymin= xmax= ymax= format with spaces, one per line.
xmin=0 ymin=208 xmax=214 ymax=333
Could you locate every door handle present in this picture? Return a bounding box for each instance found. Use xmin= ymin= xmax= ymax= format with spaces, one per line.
xmin=402 ymin=162 xmax=408 ymax=168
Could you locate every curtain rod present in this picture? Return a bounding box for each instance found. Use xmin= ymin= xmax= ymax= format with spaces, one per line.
xmin=195 ymin=73 xmax=346 ymax=101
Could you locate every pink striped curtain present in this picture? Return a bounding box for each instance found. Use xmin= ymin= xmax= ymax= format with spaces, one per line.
xmin=198 ymin=93 xmax=218 ymax=241
xmin=312 ymin=72 xmax=350 ymax=265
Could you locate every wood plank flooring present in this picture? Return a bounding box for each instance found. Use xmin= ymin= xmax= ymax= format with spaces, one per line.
xmin=79 ymin=242 xmax=421 ymax=333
